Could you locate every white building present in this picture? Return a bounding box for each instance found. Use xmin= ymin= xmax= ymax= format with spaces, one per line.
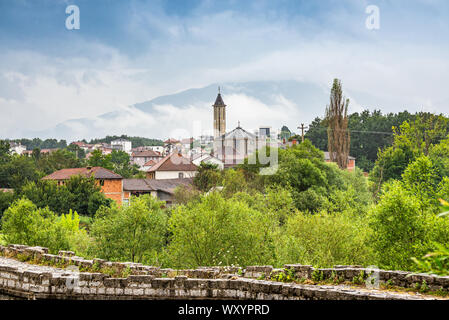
xmin=148 ymin=146 xmax=165 ymax=154
xmin=131 ymin=150 xmax=164 ymax=169
xmin=146 ymin=153 xmax=197 ymax=180
xmin=213 ymin=125 xmax=259 ymax=167
xmin=9 ymin=142 xmax=26 ymax=155
xmin=192 ymin=153 xmax=224 ymax=170
xmin=111 ymin=139 xmax=132 ymax=153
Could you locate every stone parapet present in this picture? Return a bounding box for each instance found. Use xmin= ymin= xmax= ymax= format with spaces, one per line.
xmin=0 ymin=244 xmax=446 ymax=300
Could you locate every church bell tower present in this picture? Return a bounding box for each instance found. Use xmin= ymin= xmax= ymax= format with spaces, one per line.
xmin=213 ymin=87 xmax=226 ymax=138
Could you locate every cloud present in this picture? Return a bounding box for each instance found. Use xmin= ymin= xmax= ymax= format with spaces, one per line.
xmin=0 ymin=0 xmax=448 ymax=139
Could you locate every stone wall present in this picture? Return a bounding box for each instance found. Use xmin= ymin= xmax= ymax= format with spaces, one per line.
xmin=0 ymin=244 xmax=447 ymax=300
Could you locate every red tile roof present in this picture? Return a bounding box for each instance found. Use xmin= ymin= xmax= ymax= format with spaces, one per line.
xmin=131 ymin=150 xmax=162 ymax=157
xmin=123 ymin=178 xmax=193 ymax=194
xmin=164 ymin=138 xmax=180 ymax=144
xmin=147 ymin=153 xmax=197 ymax=172
xmin=144 ymin=159 xmax=157 ymax=166
xmin=42 ymin=167 xmax=122 ymax=180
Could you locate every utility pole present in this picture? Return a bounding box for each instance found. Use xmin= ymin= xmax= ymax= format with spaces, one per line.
xmin=298 ymin=123 xmax=308 ymax=143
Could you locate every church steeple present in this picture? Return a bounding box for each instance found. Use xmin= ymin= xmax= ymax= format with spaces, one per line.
xmin=213 ymin=86 xmax=226 ymax=138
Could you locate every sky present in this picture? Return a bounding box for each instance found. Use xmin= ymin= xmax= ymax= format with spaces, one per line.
xmin=0 ymin=0 xmax=448 ymax=140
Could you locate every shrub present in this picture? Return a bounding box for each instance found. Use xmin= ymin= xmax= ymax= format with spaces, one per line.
xmin=368 ymin=181 xmax=433 ymax=270
xmin=277 ymin=210 xmax=373 ymax=267
xmin=166 ymin=192 xmax=276 ymax=268
xmin=0 ymin=198 xmax=75 ymax=253
xmin=90 ymin=195 xmax=167 ymax=264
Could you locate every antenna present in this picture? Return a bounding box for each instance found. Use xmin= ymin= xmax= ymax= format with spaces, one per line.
xmin=218 ymin=86 xmax=220 ymax=94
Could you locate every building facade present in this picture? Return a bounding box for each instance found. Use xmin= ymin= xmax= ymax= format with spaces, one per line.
xmin=42 ymin=167 xmax=124 ymax=204
xmin=146 ymin=152 xmax=197 ymax=180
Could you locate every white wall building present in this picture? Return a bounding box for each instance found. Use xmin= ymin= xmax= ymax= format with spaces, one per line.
xmin=111 ymin=139 xmax=132 ymax=153
xmin=9 ymin=142 xmax=26 ymax=155
xmin=146 ymin=153 xmax=197 ymax=180
xmin=192 ymin=153 xmax=224 ymax=170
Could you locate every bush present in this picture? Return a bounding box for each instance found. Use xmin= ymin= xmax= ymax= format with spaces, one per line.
xmin=19 ymin=176 xmax=111 ymax=216
xmin=166 ymin=192 xmax=277 ymax=268
xmin=0 ymin=198 xmax=81 ymax=253
xmin=368 ymin=181 xmax=435 ymax=270
xmin=90 ymin=195 xmax=167 ymax=264
xmin=277 ymin=210 xmax=373 ymax=267
xmin=0 ymin=191 xmax=15 ymax=222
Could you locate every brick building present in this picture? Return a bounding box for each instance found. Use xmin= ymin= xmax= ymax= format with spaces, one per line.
xmin=42 ymin=167 xmax=124 ymax=204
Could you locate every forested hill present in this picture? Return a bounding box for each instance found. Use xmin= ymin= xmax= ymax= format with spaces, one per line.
xmin=304 ymin=110 xmax=449 ymax=171
xmin=88 ymin=135 xmax=164 ymax=148
xmin=11 ymin=138 xmax=67 ymax=150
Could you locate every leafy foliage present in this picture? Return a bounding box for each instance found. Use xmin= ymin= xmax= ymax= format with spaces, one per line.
xmin=88 ymin=135 xmax=163 ymax=148
xmin=277 ymin=210 xmax=373 ymax=267
xmin=166 ymin=192 xmax=276 ymax=268
xmin=1 ymin=199 xmax=85 ymax=253
xmin=90 ymin=195 xmax=167 ymax=264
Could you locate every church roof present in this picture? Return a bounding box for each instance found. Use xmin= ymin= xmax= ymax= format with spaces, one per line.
xmin=213 ymin=93 xmax=226 ymax=107
xmin=221 ymin=126 xmax=256 ymax=140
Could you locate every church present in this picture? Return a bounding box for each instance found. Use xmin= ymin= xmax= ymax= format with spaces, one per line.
xmin=211 ymin=89 xmax=262 ymax=167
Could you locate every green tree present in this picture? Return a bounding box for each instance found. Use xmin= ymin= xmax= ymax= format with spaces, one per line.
xmin=90 ymin=195 xmax=167 ymax=264
xmin=65 ymin=175 xmax=111 ymax=216
xmin=402 ymin=155 xmax=440 ymax=212
xmin=166 ymin=192 xmax=276 ymax=268
xmin=0 ymin=140 xmax=10 ymax=164
xmin=326 ymin=78 xmax=350 ymax=169
xmin=0 ymin=191 xmax=15 ymax=222
xmin=368 ymin=181 xmax=432 ymax=270
xmin=36 ymin=149 xmax=83 ymax=175
xmin=278 ymin=210 xmax=373 ymax=267
xmin=1 ymin=198 xmax=73 ymax=253
xmin=0 ymin=155 xmax=42 ymax=189
xmin=193 ymin=162 xmax=221 ymax=192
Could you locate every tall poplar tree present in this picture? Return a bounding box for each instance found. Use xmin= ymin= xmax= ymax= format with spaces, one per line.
xmin=326 ymin=79 xmax=350 ymax=169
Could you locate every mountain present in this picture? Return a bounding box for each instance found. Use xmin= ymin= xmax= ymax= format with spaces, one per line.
xmin=25 ymin=80 xmax=335 ymax=142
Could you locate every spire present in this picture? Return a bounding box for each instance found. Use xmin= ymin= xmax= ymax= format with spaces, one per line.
xmin=213 ymin=86 xmax=226 ymax=107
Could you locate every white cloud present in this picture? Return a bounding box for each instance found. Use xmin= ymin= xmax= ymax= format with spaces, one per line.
xmin=0 ymin=2 xmax=448 ymax=140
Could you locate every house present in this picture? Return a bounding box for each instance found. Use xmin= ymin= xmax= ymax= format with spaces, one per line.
xmin=131 ymin=150 xmax=163 ymax=168
xmin=122 ymin=178 xmax=193 ymax=206
xmin=164 ymin=138 xmax=181 ymax=154
xmin=22 ymin=148 xmax=59 ymax=156
xmin=149 ymin=146 xmax=165 ymax=154
xmin=141 ymin=159 xmax=158 ymax=171
xmin=324 ymin=152 xmax=356 ymax=171
xmin=181 ymin=137 xmax=195 ymax=150
xmin=42 ymin=166 xmax=124 ymax=204
xmin=111 ymin=139 xmax=132 ymax=153
xmin=70 ymin=141 xmax=92 ymax=152
xmin=192 ymin=153 xmax=224 ymax=170
xmin=9 ymin=142 xmax=26 ymax=155
xmin=146 ymin=152 xmax=197 ymax=180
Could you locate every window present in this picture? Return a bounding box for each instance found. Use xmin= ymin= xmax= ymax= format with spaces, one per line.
xmin=179 ymin=172 xmax=184 ymax=178
xmin=99 ymin=180 xmax=105 ymax=186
